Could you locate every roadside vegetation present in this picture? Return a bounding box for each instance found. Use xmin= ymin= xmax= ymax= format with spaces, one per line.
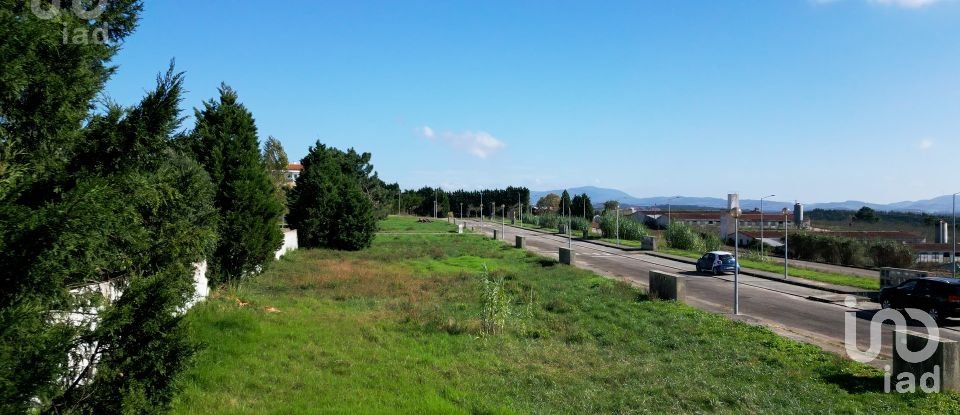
xmin=172 ymin=217 xmax=957 ymax=413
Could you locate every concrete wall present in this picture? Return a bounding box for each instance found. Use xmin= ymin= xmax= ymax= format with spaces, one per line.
xmin=648 ymin=270 xmax=685 ymax=302
xmin=275 ymin=229 xmax=299 ymax=260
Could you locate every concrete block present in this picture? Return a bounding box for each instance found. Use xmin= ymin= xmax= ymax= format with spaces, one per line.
xmin=893 ymin=329 xmax=960 ymax=392
xmin=515 ymin=236 xmax=526 ymax=249
xmin=648 ymin=270 xmax=685 ymax=302
xmin=457 ymin=224 xmax=464 ymax=234
xmin=559 ymin=247 xmax=574 ymax=265
xmin=493 ymin=230 xmax=498 ymax=240
xmin=641 ymin=236 xmax=657 ymax=251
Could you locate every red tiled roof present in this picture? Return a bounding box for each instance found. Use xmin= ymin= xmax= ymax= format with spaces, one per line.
xmin=287 ymin=163 xmax=303 ymax=171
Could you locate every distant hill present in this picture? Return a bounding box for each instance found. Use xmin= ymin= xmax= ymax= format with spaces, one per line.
xmin=530 ymin=186 xmax=958 ymax=213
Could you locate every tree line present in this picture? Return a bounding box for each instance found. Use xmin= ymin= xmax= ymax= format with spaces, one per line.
xmin=0 ymin=3 xmax=390 ymax=413
xmin=400 ymin=187 xmax=531 ymax=218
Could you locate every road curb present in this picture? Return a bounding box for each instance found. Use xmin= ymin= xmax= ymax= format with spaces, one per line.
xmin=645 ymin=252 xmax=868 ymax=296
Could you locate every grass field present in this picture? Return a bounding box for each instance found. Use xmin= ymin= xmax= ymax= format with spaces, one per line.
xmin=172 ymin=217 xmax=955 ymax=413
xmin=658 ymin=248 xmax=880 ymax=290
xmin=378 ymin=215 xmax=458 ymax=233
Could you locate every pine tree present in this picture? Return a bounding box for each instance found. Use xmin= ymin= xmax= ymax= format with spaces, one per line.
xmin=184 ymin=85 xmax=284 ymax=284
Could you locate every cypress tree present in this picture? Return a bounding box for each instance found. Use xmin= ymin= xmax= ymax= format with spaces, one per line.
xmin=288 ymin=142 xmax=377 ymax=250
xmin=184 ymin=85 xmax=284 ymax=284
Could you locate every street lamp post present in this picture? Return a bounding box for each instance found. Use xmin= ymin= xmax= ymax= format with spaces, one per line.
xmin=760 ymin=194 xmax=776 ymax=260
xmin=501 ymin=204 xmax=505 ymax=240
xmin=460 ymin=203 xmax=463 ymax=221
xmin=954 ymin=192 xmax=958 ymax=279
xmin=667 ymin=196 xmax=681 ymax=227
xmin=398 ymin=191 xmax=401 ymax=216
xmin=782 ymin=207 xmax=789 ymax=280
xmin=480 ymin=192 xmax=483 ymax=229
xmin=732 ymin=207 xmax=742 ymax=315
xmin=568 ymin=204 xmax=572 ymax=249
xmin=616 ymin=202 xmax=621 ymax=246
xmin=434 ymin=189 xmax=438 ymax=219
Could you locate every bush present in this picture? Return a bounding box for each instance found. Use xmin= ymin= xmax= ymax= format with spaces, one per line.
xmin=599 ymin=214 xmax=648 ymax=241
xmin=570 ymin=217 xmax=590 ymax=232
xmin=869 ymin=241 xmax=914 ymax=268
xmin=701 ymin=232 xmax=723 ymax=252
xmin=665 ymin=222 xmax=704 ymax=251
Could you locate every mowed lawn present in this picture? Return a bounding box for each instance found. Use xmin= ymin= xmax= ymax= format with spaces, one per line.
xmin=172 ymin=219 xmax=959 ymax=414
xmin=378 ymin=215 xmax=458 ymax=233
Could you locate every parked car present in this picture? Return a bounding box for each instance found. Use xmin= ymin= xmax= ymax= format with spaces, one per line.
xmin=695 ymin=251 xmax=741 ymax=275
xmin=879 ymin=277 xmax=960 ymax=322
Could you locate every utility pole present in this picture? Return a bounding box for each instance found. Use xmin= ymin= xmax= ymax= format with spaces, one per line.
xmin=460 ymin=203 xmax=463 ymax=221
xmin=782 ymin=208 xmax=789 ymax=280
xmin=616 ymin=201 xmax=620 ymax=246
xmin=954 ymin=192 xmax=958 ymax=279
xmin=732 ymin=207 xmax=742 ymax=315
xmin=480 ymin=192 xmax=483 ymax=230
xmin=398 ymin=190 xmax=401 ymax=216
xmin=434 ymin=188 xmax=438 ymax=219
xmin=667 ymin=196 xmax=681 ymax=227
xmin=501 ymin=204 xmax=505 ymax=240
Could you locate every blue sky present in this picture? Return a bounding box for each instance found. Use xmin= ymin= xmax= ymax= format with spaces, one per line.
xmin=104 ymin=0 xmax=960 ymax=204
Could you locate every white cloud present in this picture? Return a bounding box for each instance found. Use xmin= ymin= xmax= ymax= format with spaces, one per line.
xmin=416 ymin=125 xmax=506 ymax=159
xmin=919 ymin=138 xmax=934 ymax=150
xmin=417 ymin=125 xmax=435 ymax=139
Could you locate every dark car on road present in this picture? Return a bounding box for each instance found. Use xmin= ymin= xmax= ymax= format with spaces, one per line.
xmin=695 ymin=251 xmax=741 ymax=275
xmin=879 ymin=277 xmax=960 ymax=322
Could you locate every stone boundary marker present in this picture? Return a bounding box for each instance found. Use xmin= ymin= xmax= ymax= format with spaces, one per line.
xmin=893 ymin=329 xmax=960 ymax=392
xmin=649 ymin=270 xmax=685 ymax=302
xmin=516 ymin=236 xmax=526 ymax=249
xmin=493 ymin=230 xmax=499 ymax=240
xmin=559 ymin=247 xmax=574 ymax=265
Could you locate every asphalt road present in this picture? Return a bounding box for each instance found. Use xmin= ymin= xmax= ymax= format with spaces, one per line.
xmin=463 ymin=219 xmax=960 ymax=367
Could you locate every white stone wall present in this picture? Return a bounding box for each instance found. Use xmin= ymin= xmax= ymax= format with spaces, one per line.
xmin=276 ymin=229 xmax=298 ymax=260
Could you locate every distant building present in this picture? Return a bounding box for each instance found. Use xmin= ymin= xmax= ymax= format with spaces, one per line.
xmin=284 ymin=163 xmax=302 ymax=187
xmin=912 ymin=243 xmax=957 ymax=264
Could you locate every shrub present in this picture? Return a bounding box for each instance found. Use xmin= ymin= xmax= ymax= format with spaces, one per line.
xmin=665 ymin=222 xmax=704 ymax=251
xmin=479 ymin=265 xmax=510 ymax=336
xmin=599 ymin=214 xmax=648 ymax=241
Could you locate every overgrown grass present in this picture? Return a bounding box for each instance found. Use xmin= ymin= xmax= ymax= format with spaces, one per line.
xmin=173 ymin=217 xmax=950 ymax=413
xmin=659 ymin=248 xmax=880 ymax=290
xmin=378 ymin=215 xmax=457 ymax=233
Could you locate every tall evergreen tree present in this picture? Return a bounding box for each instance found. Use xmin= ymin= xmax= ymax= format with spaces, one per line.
xmin=184 ymin=85 xmax=284 ymax=284
xmin=287 ymin=142 xmax=377 ymax=250
xmin=1 ymin=60 xmax=218 ymax=413
xmin=560 ymin=190 xmax=572 ymax=215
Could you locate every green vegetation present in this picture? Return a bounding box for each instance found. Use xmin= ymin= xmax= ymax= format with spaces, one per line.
xmin=173 ymin=217 xmax=954 ymax=413
xmin=789 ymin=232 xmax=913 ymax=268
xmin=184 ymin=85 xmax=285 ymax=284
xmin=599 ymin=214 xmax=648 ymax=241
xmin=378 ymin=215 xmax=458 ymax=233
xmin=288 ymin=142 xmax=379 ymax=250
xmin=659 ymin=248 xmax=880 ymax=290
